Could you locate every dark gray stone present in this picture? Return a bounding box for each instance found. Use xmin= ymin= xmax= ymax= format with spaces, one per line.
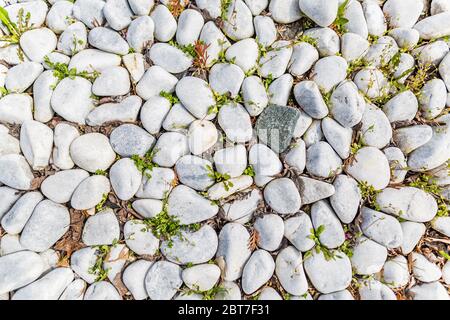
xmin=255 ymin=105 xmax=301 ymax=153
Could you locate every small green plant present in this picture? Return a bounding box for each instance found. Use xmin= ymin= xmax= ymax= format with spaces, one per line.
xmin=0 ymin=7 xmax=30 ymax=46
xmin=358 ymin=181 xmax=381 ymax=210
xmin=94 ymin=169 xmax=107 ymax=176
xmin=409 ymin=174 xmax=448 ymax=217
xmin=243 ymin=165 xmax=255 ymax=177
xmin=439 ymin=250 xmax=450 ymax=260
xmin=208 ymin=91 xmax=243 ymax=115
xmin=160 ymin=91 xmax=179 ymax=104
xmin=44 ymin=56 xmax=100 ymax=84
xmin=131 ymin=149 xmax=159 ymax=179
xmin=262 ymin=74 xmax=274 ymax=91
xmin=295 ymin=34 xmax=317 ymax=47
xmin=183 ymin=284 xmax=228 ymax=300
xmin=89 ymin=245 xmax=111 ymax=282
xmin=220 ymin=0 xmax=233 ymax=21
xmin=206 ymin=164 xmax=234 ymax=191
xmin=95 ymin=193 xmax=109 ymax=212
xmin=332 ymin=0 xmax=350 ymax=34
xmin=304 ymin=225 xmax=338 ymax=261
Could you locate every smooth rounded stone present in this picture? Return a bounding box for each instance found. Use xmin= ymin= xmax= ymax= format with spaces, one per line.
xmin=241 ymin=76 xmax=269 ymax=117
xmin=243 ymin=0 xmax=268 ymax=15
xmin=162 ymin=103 xmax=195 ymax=132
xmin=89 ymin=95 xmax=142 ymax=126
xmin=211 ymin=281 xmax=240 ymax=300
xmin=362 ymin=0 xmax=387 ymax=36
xmin=32 ymin=71 xmax=56 ymax=123
xmin=358 ymin=279 xmax=396 ymax=300
xmin=175 ymin=9 xmax=204 ymax=46
xmin=199 ymin=21 xmax=231 ymax=67
xmin=97 ymin=244 xmax=127 ymax=281
xmin=285 ymin=140 xmax=306 ymax=172
xmin=70 ymin=247 xmax=98 ymax=283
xmin=383 ymin=90 xmax=418 ymax=123
xmin=149 ymin=43 xmax=192 ymax=74
xmin=182 ymin=264 xmax=221 ymax=291
xmin=72 ymin=0 xmax=105 ymax=29
xmin=122 ymin=260 xmax=153 ymax=300
xmin=254 ymin=15 xmax=277 ymax=47
xmin=3 ymin=1 xmax=47 ymax=28
xmin=125 ymin=19 xmax=153 ymax=55
xmin=0 ymin=44 xmax=28 ymax=66
xmin=20 ymin=28 xmax=57 ymax=63
xmin=346 ymin=147 xmax=390 ymax=190
xmin=289 ymin=42 xmax=319 ymax=77
xmin=52 ymin=124 xmax=79 ymax=170
xmin=329 ymin=81 xmax=366 ymax=128
xmin=0 ymin=251 xmax=45 ymax=295
xmin=187 ymin=120 xmax=218 ymax=156
xmin=249 ymin=144 xmax=283 ymax=177
xmin=217 ymin=104 xmax=252 ymax=143
xmin=431 ymin=0 xmax=450 ymax=15
xmin=81 ymin=209 xmax=120 ymax=246
xmin=161 ymin=225 xmax=218 ymax=265
xmin=382 ymin=255 xmax=410 ymax=288
xmin=20 ymin=200 xmax=69 ymax=252
xmin=0 ymin=154 xmax=34 ymax=190
xmin=0 ymin=234 xmax=25 ymax=256
xmin=341 ymin=32 xmax=370 ymax=62
xmin=257 ymin=287 xmax=283 ymax=300
xmin=145 ymin=261 xmax=182 ymax=300
xmin=418 ymin=8 xmax=450 ymax=38
xmin=84 ymin=281 xmax=121 ymax=301
xmin=225 ymin=38 xmax=258 ymax=73
xmin=241 ymin=250 xmax=275 ymax=295
xmin=109 ymin=125 xmax=154 ymax=158
xmin=70 ymin=133 xmax=116 ymax=173
xmin=321 ymin=117 xmax=353 ymax=159
xmin=103 ymin=0 xmax=133 ymax=31
xmin=412 ymin=252 xmax=442 ymax=283
xmin=207 ymin=175 xmax=253 ymax=201
xmin=51 ymin=77 xmax=94 ymax=124
xmin=432 ymin=217 xmax=450 ymax=237
xmin=305 ymin=141 xmax=343 ymax=178
xmin=150 ymin=4 xmax=177 ymax=42
xmin=312 ymin=54 xmax=346 ymax=84
xmin=393 ymin=125 xmax=433 ymax=155
xmin=0 ymin=94 xmax=33 ymax=124
xmin=384 ymin=0 xmax=423 ymax=28
xmin=319 ymin=290 xmax=354 ymax=300
xmin=298 ymin=0 xmax=337 ymax=27
xmin=92 ymin=66 xmax=130 ymax=97
xmin=275 ymin=246 xmax=308 ymax=296
xmin=5 ymin=62 xmax=43 ymax=93
xmin=343 ymin=0 xmax=368 ymax=38
xmin=360 ymin=104 xmax=392 ymax=149
xmin=269 ymin=0 xmax=301 ymax=23
xmin=363 ymin=36 xmax=399 ymax=68
xmin=292 ymin=176 xmax=334 ymax=206
xmin=400 ymin=221 xmax=426 ymax=255
xmin=0 ymin=187 xmax=21 ymax=219
xmin=329 ymin=175 xmax=361 ymax=224
xmin=0 ymin=132 xmax=19 ymax=157
xmin=351 ymin=236 xmax=387 ymax=275
xmin=214 ymin=145 xmax=247 ymax=178
xmin=221 ymin=0 xmax=254 ymax=40
xmin=259 ymin=41 xmax=293 ymax=79
xmin=408 ymin=281 xmax=450 ymax=300
xmin=443 ymin=261 xmax=450 ymax=284
xmin=57 ymin=21 xmax=88 ymax=55
xmin=175 ymin=156 xmax=214 ymax=191
xmin=377 ymin=187 xmax=438 ymax=222
xmin=389 ymin=28 xmax=420 ymax=51
xmin=360 ymin=207 xmax=403 ymax=249
xmin=124 ymin=220 xmax=159 ymax=256
xmin=132 ymin=199 xmax=163 ymax=219
xmin=253 ymin=214 xmax=284 ymax=251
xmin=70 ymin=175 xmax=111 ymax=211
xmin=19 ymin=120 xmax=53 ymax=170
xmin=12 ymin=267 xmax=73 ymax=300
xmin=45 ymin=0 xmax=74 ymax=34
xmin=40 ymin=170 xmax=89 ymax=205
xmin=110 ymin=159 xmax=142 ymax=201
xmin=136 ymin=167 xmax=176 ymax=200
xmin=293 ymin=81 xmax=328 ymax=120
xmin=209 ymin=63 xmax=244 ymax=97
xmin=136 ymin=66 xmax=177 ymax=100
xmin=216 ymin=222 xmax=252 ymax=281
xmin=269 ymin=73 xmax=294 ymax=107
xmin=141 ymin=97 xmax=172 ymax=136
xmin=311 ymin=200 xmax=345 ymax=249
xmin=195 ymin=0 xmax=221 ymax=18
xmin=413 ymin=41 xmax=449 ymax=67
xmin=69 ymin=49 xmax=121 ymax=74
xmin=419 ymin=79 xmax=447 ymax=119
xmin=284 ymin=213 xmax=315 ymax=252
xmin=1 ymin=192 xmax=43 ymax=235
xmin=222 ymin=189 xmax=263 ymax=224
xmin=167 ymin=185 xmax=218 ymax=224
xmin=304 ymin=249 xmax=352 ymax=294
xmin=303 ymin=27 xmax=340 ymax=57
xmin=303 ymin=119 xmax=324 ymax=147
xmin=59 ymin=279 xmax=87 ymax=300
xmin=440 ymin=52 xmax=450 ymax=91
xmin=152 ymin=133 xmax=189 ymax=168
xmin=176 ymin=76 xmax=215 ymax=120
xmin=354 ymin=67 xmax=389 ymax=100
xmin=264 ymin=178 xmax=301 ymax=215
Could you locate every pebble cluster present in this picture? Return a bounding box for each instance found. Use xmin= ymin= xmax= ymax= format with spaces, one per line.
xmin=0 ymin=0 xmax=450 ymax=301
